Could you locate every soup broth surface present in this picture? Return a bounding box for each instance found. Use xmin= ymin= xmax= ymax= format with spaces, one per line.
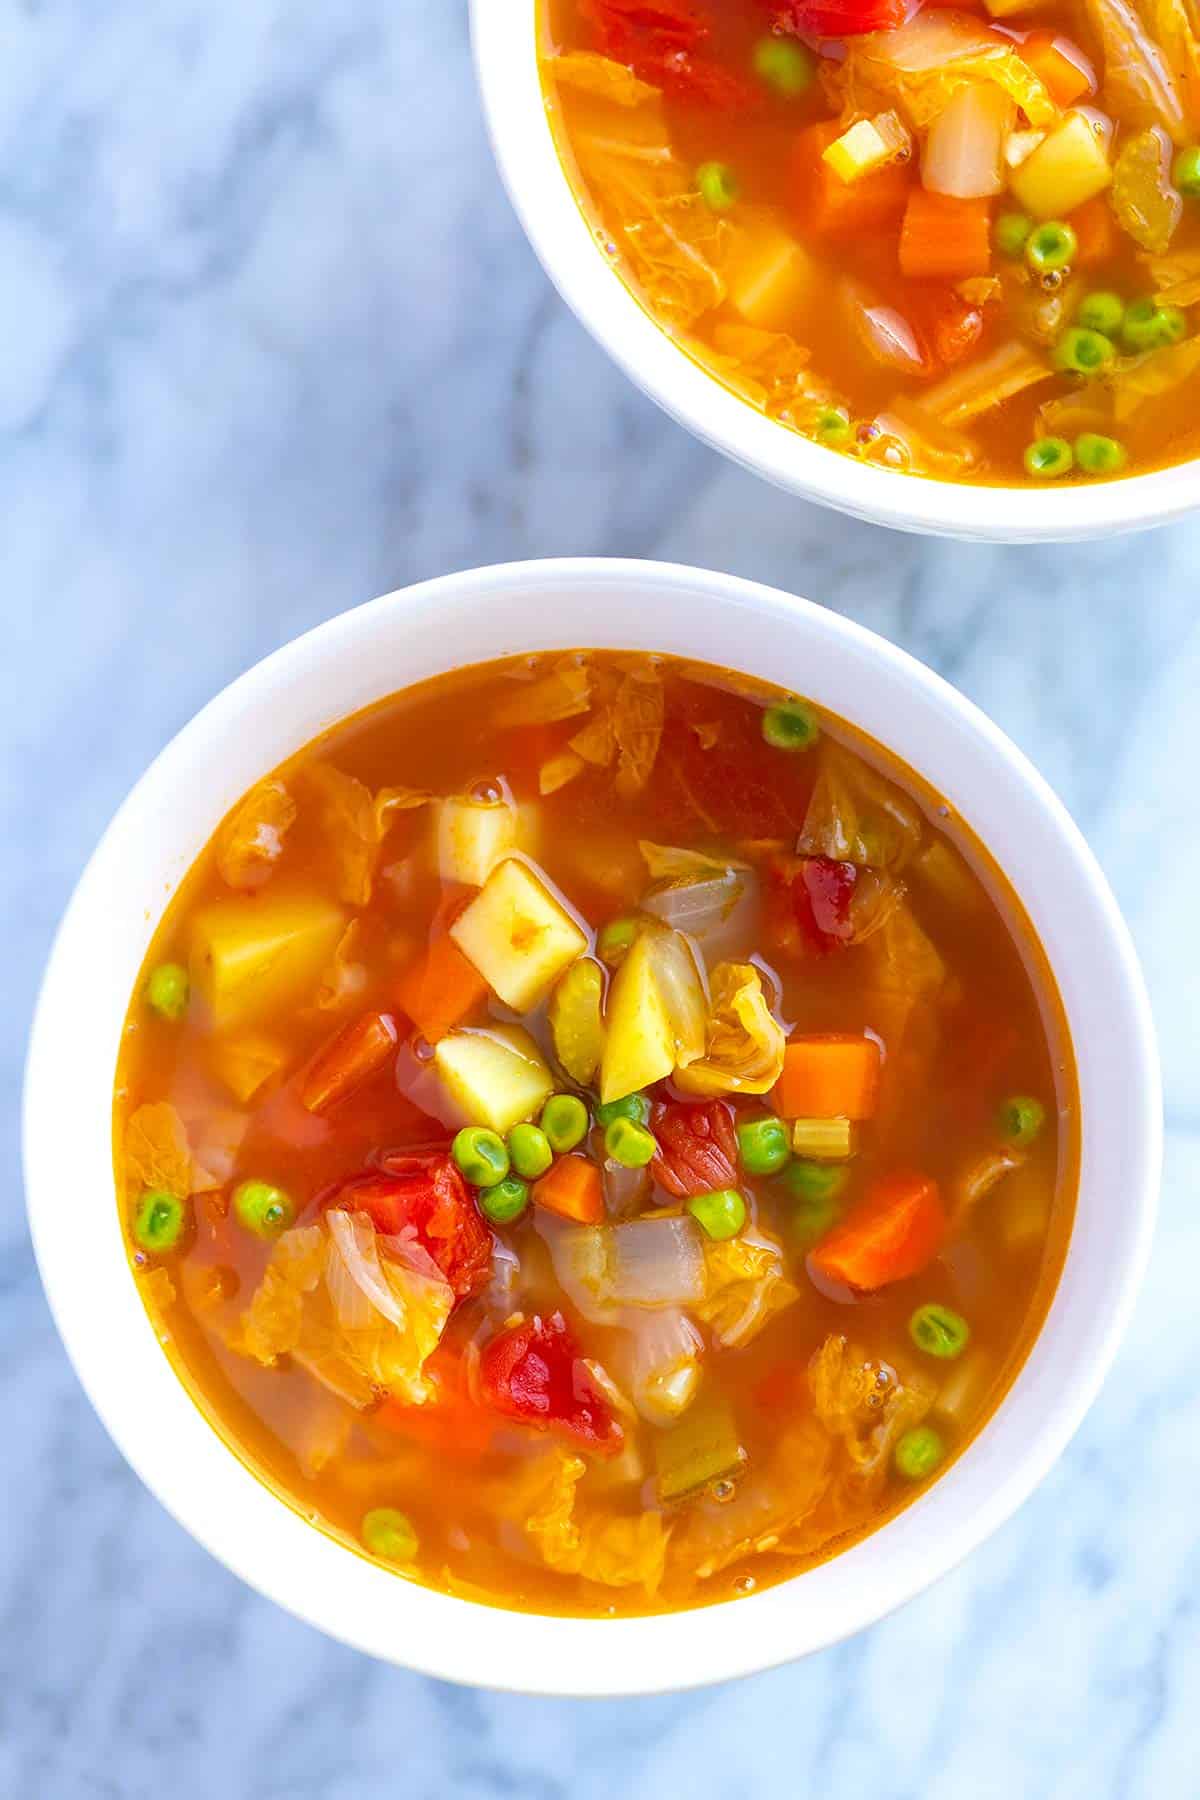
xmin=540 ymin=0 xmax=1200 ymax=486
xmin=115 ymin=651 xmax=1076 ymax=1616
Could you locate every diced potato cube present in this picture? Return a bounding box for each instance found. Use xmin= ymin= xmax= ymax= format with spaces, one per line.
xmin=600 ymin=929 xmax=676 ymax=1103
xmin=822 ymin=113 xmax=910 ymax=185
xmin=1010 ymin=112 xmax=1112 ymax=219
xmin=435 ymin=796 xmax=518 ymax=887
xmin=433 ymin=1025 xmax=555 ymax=1134
xmin=725 ymin=211 xmax=816 ymax=330
xmin=209 ymin=1031 xmax=289 ymax=1103
xmin=190 ymin=892 xmax=345 ymax=1028
xmin=450 ymin=857 xmax=588 ymax=1011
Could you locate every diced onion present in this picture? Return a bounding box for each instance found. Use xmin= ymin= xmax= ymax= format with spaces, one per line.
xmin=614 ymin=1307 xmax=704 ymax=1426
xmin=535 ymin=1213 xmax=707 ymax=1320
xmin=923 ymin=84 xmax=1012 ymax=198
xmin=643 ymin=870 xmax=745 ymax=936
xmin=845 ymin=281 xmax=929 ymax=376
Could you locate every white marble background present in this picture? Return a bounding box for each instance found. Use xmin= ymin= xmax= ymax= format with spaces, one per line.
xmin=3 ymin=2 xmax=1197 ymax=1794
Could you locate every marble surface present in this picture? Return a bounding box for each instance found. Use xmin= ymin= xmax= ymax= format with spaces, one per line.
xmin=3 ymin=2 xmax=1197 ymax=1794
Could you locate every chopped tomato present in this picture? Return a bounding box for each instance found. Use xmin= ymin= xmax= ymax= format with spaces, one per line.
xmin=809 ymin=1171 xmax=945 ymax=1291
xmin=651 ymin=1099 xmax=738 ymax=1197
xmin=582 ymin=0 xmax=759 ymax=109
xmin=479 ymin=1312 xmax=624 ymax=1458
xmin=769 ymin=853 xmax=858 ymax=954
xmin=329 ymin=1150 xmax=493 ymax=1298
xmin=374 ymin=1351 xmax=494 ymax=1457
xmin=768 ymin=0 xmax=909 ymax=39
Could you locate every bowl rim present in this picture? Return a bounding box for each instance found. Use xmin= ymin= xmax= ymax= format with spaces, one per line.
xmin=471 ymin=0 xmax=1200 ymax=544
xmin=24 ymin=558 xmax=1161 ymax=1694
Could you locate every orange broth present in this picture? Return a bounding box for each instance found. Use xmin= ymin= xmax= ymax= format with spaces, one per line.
xmin=114 ymin=651 xmax=1077 ymax=1616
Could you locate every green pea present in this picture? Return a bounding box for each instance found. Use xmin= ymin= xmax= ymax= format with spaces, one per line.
xmin=480 ymin=1176 xmax=530 ymax=1225
xmin=1075 ymin=432 xmax=1127 ymax=476
xmin=1121 ymin=296 xmax=1188 ymax=351
xmin=361 ymin=1506 xmax=418 ymax=1564
xmin=1076 ymin=291 xmax=1124 ymax=338
xmin=595 ymin=1092 xmax=651 ymax=1129
xmin=736 ymin=1115 xmax=792 ymax=1176
xmin=814 ymin=405 xmax=853 ymax=447
xmin=696 ymin=161 xmax=739 ymax=212
xmin=1173 ymin=144 xmax=1200 ymax=196
xmin=909 ymin=1303 xmax=971 ymax=1360
xmin=894 ymin=1425 xmax=945 ymax=1482
xmin=1026 ymin=220 xmax=1077 ymax=274
xmin=792 ymin=1191 xmax=843 ymax=1249
xmin=997 ymin=1094 xmax=1046 ymax=1148
xmin=686 ymin=1187 xmax=747 ymax=1241
xmin=507 ymin=1123 xmax=553 ymax=1181
xmin=144 ymin=961 xmax=190 ymax=1022
xmin=605 ymin=1117 xmax=657 ymax=1169
xmin=761 ymin=698 xmax=819 ymax=752
xmin=233 ymin=1179 xmax=296 ymax=1239
xmin=1023 ymin=436 xmax=1073 ymax=480
xmin=540 ymin=1094 xmax=589 ymax=1153
xmin=1054 ymin=326 xmax=1115 ymax=376
xmin=451 ymin=1126 xmax=510 ymax=1187
xmin=995 ymin=211 xmax=1033 ymax=259
xmin=752 ymin=34 xmax=814 ymax=96
xmin=132 ymin=1188 xmax=186 ymax=1254
xmin=596 ymin=916 xmax=639 ymax=968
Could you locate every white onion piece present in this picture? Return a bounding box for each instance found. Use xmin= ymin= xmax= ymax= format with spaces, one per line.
xmin=845 ymin=281 xmax=929 ymax=376
xmin=377 ymin=1225 xmax=450 ymax=1286
xmin=393 ymin=1040 xmax=463 ymax=1129
xmin=326 ymin=1209 xmax=408 ymax=1329
xmin=923 ymin=84 xmax=1012 ymax=197
xmin=643 ymin=869 xmax=743 ymax=935
xmin=643 ymin=926 xmax=708 ymax=1067
xmin=535 ymin=1214 xmax=618 ymax=1323
xmin=614 ymin=1307 xmax=704 ymax=1425
xmin=603 ymin=1156 xmax=651 ymax=1218
xmin=609 ymin=1217 xmax=706 ymax=1307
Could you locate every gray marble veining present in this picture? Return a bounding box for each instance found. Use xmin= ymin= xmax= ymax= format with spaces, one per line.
xmin=2 ymin=3 xmax=1197 ymax=1795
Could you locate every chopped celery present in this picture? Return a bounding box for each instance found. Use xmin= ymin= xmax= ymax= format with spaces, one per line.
xmin=1010 ymin=112 xmax=1112 ymax=220
xmin=791 ymin=1117 xmax=855 ymax=1160
xmin=433 ymin=1025 xmax=555 ymax=1136
xmin=435 ymin=794 xmax=519 ymax=887
xmin=822 ymin=112 xmax=910 ymax=184
xmin=450 ymin=858 xmax=588 ymax=1012
xmin=655 ymin=1394 xmax=748 ymax=1504
xmin=189 ymin=893 xmax=346 ymax=1029
xmin=548 ymin=956 xmax=606 ymax=1085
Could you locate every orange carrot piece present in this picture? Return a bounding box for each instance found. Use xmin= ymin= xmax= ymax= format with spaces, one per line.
xmin=1068 ymin=196 xmax=1117 ymax=269
xmin=773 ymin=1034 xmax=882 ymax=1121
xmin=301 ymin=1010 xmax=399 ymax=1114
xmin=899 ymin=190 xmax=992 ymax=281
xmin=394 ymin=934 xmax=488 ymax=1044
xmin=792 ymin=120 xmax=911 ymax=242
xmin=1018 ymin=32 xmax=1093 ymax=109
xmin=809 ymin=1172 xmax=945 ymax=1291
xmin=533 ymin=1154 xmax=605 ymax=1224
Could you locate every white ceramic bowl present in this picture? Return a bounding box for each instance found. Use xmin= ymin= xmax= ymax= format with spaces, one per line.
xmin=25 ymin=559 xmax=1159 ymax=1693
xmin=473 ymin=1 xmax=1200 ymax=542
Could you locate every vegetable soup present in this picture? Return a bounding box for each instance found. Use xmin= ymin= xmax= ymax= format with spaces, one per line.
xmin=539 ymin=0 xmax=1200 ymax=485
xmin=115 ymin=651 xmax=1076 ymax=1616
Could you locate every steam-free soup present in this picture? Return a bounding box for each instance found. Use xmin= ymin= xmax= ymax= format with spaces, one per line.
xmin=115 ymin=651 xmax=1076 ymax=1616
xmin=540 ymin=0 xmax=1200 ymax=485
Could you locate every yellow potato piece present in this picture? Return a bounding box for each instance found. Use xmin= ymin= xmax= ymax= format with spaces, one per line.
xmin=1009 ymin=112 xmax=1112 ymax=219
xmin=548 ymin=957 xmax=606 ymax=1086
xmin=433 ymin=1025 xmax=555 ymax=1135
xmin=599 ymin=930 xmax=676 ymax=1103
xmin=451 ymin=858 xmax=587 ymax=1012
xmin=725 ymin=211 xmax=816 ymax=332
xmin=190 ymin=892 xmax=345 ymax=1028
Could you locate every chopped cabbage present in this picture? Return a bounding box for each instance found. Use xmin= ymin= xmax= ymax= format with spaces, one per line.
xmin=809 ymin=1333 xmax=935 ymax=1486
xmin=1110 ymin=336 xmax=1200 ymax=420
xmin=550 ymin=50 xmax=661 ymax=107
xmin=1144 ymin=0 xmax=1200 ymax=132
xmin=670 ymin=1415 xmax=833 ymax=1579
xmin=1112 ymin=126 xmax=1182 ymax=252
xmin=492 ymin=659 xmax=592 ymax=726
xmin=124 ymin=1101 xmax=195 ymax=1199
xmin=922 ymin=339 xmax=1054 ymax=427
xmin=216 ymin=779 xmax=297 ymax=891
xmin=1144 ymin=245 xmax=1200 ymax=304
xmin=307 ymin=764 xmax=433 ymax=907
xmin=839 ymin=12 xmax=1056 ymax=131
xmin=639 ymin=841 xmax=750 ymax=882
xmin=613 ymin=666 xmax=665 ymax=797
xmin=693 ymin=1229 xmax=800 ymax=1347
xmin=517 ymin=1451 xmax=671 ymax=1593
xmin=797 ymin=743 xmax=923 ymax=870
xmin=1083 ymin=0 xmax=1187 ymax=142
xmin=865 ymin=400 xmax=981 ymax=480
xmin=674 ymin=961 xmax=786 ymax=1097
xmin=704 ymin=322 xmax=838 ymax=427
xmin=241 ymin=1225 xmax=327 ymax=1362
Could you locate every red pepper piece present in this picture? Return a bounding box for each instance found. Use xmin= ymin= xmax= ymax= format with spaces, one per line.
xmin=809 ymin=1172 xmax=945 ymax=1292
xmin=650 ymin=1099 xmax=738 ymax=1197
xmin=479 ymin=1312 xmax=624 ymax=1458
xmin=300 ymin=1011 xmax=399 ymax=1115
xmin=329 ymin=1150 xmax=492 ymax=1299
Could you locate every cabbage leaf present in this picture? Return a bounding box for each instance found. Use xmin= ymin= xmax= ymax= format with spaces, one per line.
xmin=306 ymin=765 xmax=433 ymax=907
xmin=797 ymin=743 xmax=923 ymax=870
xmin=674 ymin=961 xmax=786 ymax=1097
xmin=517 ymin=1451 xmax=671 ymax=1593
xmin=809 ymin=1333 xmax=935 ymax=1486
xmin=550 ymin=50 xmax=662 ymax=107
xmin=839 ymin=12 xmax=1056 ymax=131
xmin=124 ymin=1101 xmax=195 ymax=1199
xmin=694 ymin=1229 xmax=799 ymax=1347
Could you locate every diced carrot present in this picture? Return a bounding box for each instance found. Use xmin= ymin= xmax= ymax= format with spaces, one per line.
xmin=533 ymin=1153 xmax=605 ymax=1224
xmin=791 ymin=120 xmax=911 ymax=242
xmin=899 ymin=190 xmax=992 ymax=281
xmin=773 ymin=1034 xmax=881 ymax=1121
xmin=809 ymin=1172 xmax=946 ymax=1291
xmin=1018 ymin=32 xmax=1094 ymax=109
xmin=1068 ymin=195 xmax=1117 ymax=269
xmin=300 ymin=1010 xmax=399 ymax=1114
xmin=394 ymin=933 xmax=488 ymax=1044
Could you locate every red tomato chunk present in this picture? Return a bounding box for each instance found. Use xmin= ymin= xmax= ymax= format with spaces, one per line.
xmin=480 ymin=1312 xmax=624 ymax=1458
